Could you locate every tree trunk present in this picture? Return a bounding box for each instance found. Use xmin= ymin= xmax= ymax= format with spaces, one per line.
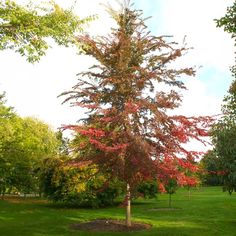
xmin=169 ymin=193 xmax=172 ymax=208
xmin=1 ymin=190 xmax=5 ymax=200
xmin=126 ymin=183 xmax=131 ymax=227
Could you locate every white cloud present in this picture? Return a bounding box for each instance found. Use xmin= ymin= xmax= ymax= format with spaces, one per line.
xmin=177 ymin=78 xmax=222 ymax=116
xmin=155 ymin=0 xmax=235 ymax=70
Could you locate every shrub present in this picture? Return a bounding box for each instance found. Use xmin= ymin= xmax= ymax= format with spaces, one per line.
xmin=40 ymin=157 xmax=122 ymax=207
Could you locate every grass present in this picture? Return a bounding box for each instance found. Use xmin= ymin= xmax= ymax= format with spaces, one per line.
xmin=0 ymin=186 xmax=235 ymax=236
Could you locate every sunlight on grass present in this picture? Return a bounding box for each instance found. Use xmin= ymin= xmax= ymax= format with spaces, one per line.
xmin=0 ymin=187 xmax=235 ymax=236
xmin=0 ymin=216 xmax=14 ymax=221
xmin=156 ymin=220 xmax=207 ymax=229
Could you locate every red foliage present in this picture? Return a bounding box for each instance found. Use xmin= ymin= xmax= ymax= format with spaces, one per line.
xmin=61 ymin=6 xmax=215 ymax=193
xmin=155 ymin=155 xmax=199 ymax=192
xmin=79 ymin=128 xmax=105 ymax=138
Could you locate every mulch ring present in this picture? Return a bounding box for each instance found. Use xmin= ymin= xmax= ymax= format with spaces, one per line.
xmin=70 ymin=219 xmax=152 ymax=232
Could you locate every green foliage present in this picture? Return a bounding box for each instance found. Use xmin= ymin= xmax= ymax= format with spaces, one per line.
xmin=200 ymin=150 xmax=222 ymax=186
xmin=0 ymin=94 xmax=60 ymax=196
xmin=215 ymin=1 xmax=236 ymax=39
xmin=215 ymin=1 xmax=236 ymax=86
xmin=164 ymin=178 xmax=178 ymax=208
xmin=211 ymin=81 xmax=236 ymax=195
xmin=0 ymin=93 xmax=18 ymax=196
xmin=212 ymin=124 xmax=236 ymax=195
xmin=56 ymin=131 xmax=70 ymax=155
xmin=0 ymin=0 xmax=93 ymax=62
xmin=137 ymin=180 xmax=158 ymax=199
xmin=40 ymin=157 xmax=122 ymax=207
xmin=165 ymin=179 xmax=178 ymax=195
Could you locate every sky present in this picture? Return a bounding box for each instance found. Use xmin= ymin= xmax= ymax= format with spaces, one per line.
xmin=0 ymin=0 xmax=235 ymax=141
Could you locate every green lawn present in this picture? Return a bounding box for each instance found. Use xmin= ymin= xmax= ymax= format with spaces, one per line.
xmin=0 ymin=187 xmax=235 ymax=236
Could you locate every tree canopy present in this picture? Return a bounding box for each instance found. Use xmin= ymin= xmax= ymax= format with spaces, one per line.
xmin=62 ymin=2 xmax=212 ymax=226
xmin=0 ymin=93 xmax=60 ymax=197
xmin=216 ymin=1 xmax=236 ymax=78
xmin=211 ymin=1 xmax=236 ymax=195
xmin=216 ymin=1 xmax=236 ymax=39
xmin=211 ymin=81 xmax=236 ymax=194
xmin=0 ymin=0 xmax=93 ymax=62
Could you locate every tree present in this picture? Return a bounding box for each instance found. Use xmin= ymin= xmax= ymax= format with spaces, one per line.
xmin=56 ymin=131 xmax=70 ymax=155
xmin=165 ymin=179 xmax=178 ymax=208
xmin=0 ymin=93 xmax=19 ymax=198
xmin=137 ymin=180 xmax=158 ymax=199
xmin=156 ymin=155 xmax=199 ymax=204
xmin=211 ymin=81 xmax=236 ymax=195
xmin=211 ymin=124 xmax=236 ymax=195
xmin=62 ymin=2 xmax=212 ymax=226
xmin=199 ymin=150 xmax=222 ymax=186
xmin=212 ymin=2 xmax=236 ymax=195
xmin=215 ymin=1 xmax=236 ymax=88
xmin=0 ymin=0 xmax=93 ymax=62
xmin=0 ymin=95 xmax=60 ymax=197
xmin=11 ymin=117 xmax=59 ymax=194
xmin=216 ymin=1 xmax=236 ymax=38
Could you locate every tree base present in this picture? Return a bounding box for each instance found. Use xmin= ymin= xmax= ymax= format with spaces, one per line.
xmin=70 ymin=219 xmax=151 ymax=232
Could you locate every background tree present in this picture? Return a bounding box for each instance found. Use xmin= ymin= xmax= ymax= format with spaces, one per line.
xmin=12 ymin=117 xmax=60 ymax=195
xmin=211 ymin=0 xmax=236 ymax=195
xmin=199 ymin=150 xmax=222 ymax=186
xmin=216 ymin=1 xmax=236 ymax=39
xmin=0 ymin=93 xmax=18 ymax=198
xmin=215 ymin=0 xmax=236 ymax=76
xmin=0 ymin=94 xmax=60 ymax=197
xmin=137 ymin=180 xmax=158 ymax=199
xmin=179 ymin=156 xmax=199 ymax=200
xmin=56 ymin=131 xmax=70 ymax=155
xmin=62 ymin=2 xmax=212 ymax=226
xmin=0 ymin=0 xmax=93 ymax=62
xmin=156 ymin=155 xmax=199 ymax=204
xmin=211 ymin=81 xmax=236 ymax=195
xmin=165 ymin=179 xmax=178 ymax=208
xmin=215 ymin=0 xmax=236 ymax=96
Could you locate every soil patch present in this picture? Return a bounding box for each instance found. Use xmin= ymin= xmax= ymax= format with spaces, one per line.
xmin=70 ymin=219 xmax=152 ymax=232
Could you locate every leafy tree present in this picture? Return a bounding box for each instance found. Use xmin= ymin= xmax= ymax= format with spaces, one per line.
xmin=0 ymin=0 xmax=93 ymax=62
xmin=165 ymin=178 xmax=178 ymax=208
xmin=40 ymin=157 xmax=122 ymax=207
xmin=11 ymin=117 xmax=59 ymax=194
xmin=211 ymin=81 xmax=236 ymax=195
xmin=156 ymin=155 xmax=199 ymax=203
xmin=137 ymin=180 xmax=158 ymax=199
xmin=56 ymin=131 xmax=70 ymax=155
xmin=213 ymin=1 xmax=236 ymax=195
xmin=62 ymin=2 xmax=212 ymax=226
xmin=0 ymin=93 xmax=19 ymax=198
xmin=20 ymin=117 xmax=59 ymax=158
xmin=200 ymin=150 xmax=222 ymax=186
xmin=180 ymin=156 xmax=199 ymax=199
xmin=215 ymin=1 xmax=236 ymax=88
xmin=0 ymin=95 xmax=60 ymax=197
xmin=211 ymin=124 xmax=236 ymax=195
xmin=216 ymin=1 xmax=236 ymax=39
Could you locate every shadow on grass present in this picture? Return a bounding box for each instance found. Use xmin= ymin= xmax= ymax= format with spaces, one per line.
xmin=43 ymin=200 xmax=123 ymax=210
xmin=131 ymin=200 xmax=157 ymax=206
